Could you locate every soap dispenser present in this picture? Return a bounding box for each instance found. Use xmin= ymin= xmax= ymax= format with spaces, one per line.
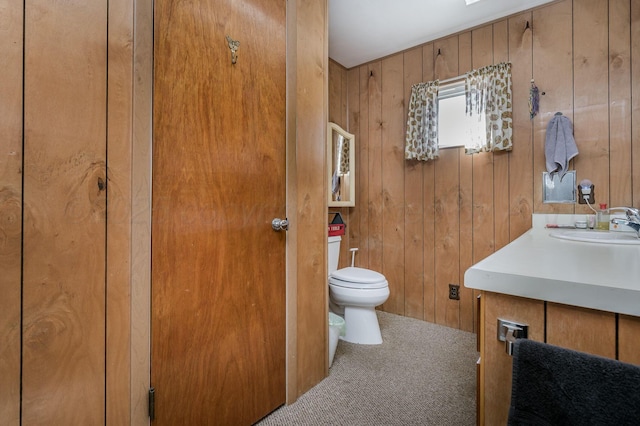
xmin=596 ymin=203 xmax=609 ymax=230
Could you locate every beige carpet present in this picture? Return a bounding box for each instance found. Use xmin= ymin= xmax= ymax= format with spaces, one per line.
xmin=257 ymin=310 xmax=478 ymax=425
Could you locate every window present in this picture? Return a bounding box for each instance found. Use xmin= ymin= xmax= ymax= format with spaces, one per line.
xmin=405 ymin=62 xmax=512 ymax=161
xmin=437 ymin=80 xmax=485 ymax=149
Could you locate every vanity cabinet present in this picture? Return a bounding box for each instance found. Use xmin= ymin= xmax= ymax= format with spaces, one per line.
xmin=477 ymin=291 xmax=639 ymax=426
xmin=467 ymin=222 xmax=640 ymax=425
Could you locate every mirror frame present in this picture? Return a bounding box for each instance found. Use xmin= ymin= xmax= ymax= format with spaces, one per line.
xmin=327 ymin=122 xmax=355 ymax=207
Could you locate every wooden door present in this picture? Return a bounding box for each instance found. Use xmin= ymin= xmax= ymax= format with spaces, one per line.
xmin=151 ymin=0 xmax=287 ymax=424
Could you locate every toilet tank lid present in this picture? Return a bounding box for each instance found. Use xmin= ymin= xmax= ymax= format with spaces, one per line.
xmin=330 ymin=267 xmax=386 ymax=284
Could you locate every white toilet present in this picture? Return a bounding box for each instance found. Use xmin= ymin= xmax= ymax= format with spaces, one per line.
xmin=328 ymin=236 xmax=389 ymax=344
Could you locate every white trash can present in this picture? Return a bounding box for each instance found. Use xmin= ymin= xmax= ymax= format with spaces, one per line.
xmin=328 ymin=312 xmax=345 ymax=367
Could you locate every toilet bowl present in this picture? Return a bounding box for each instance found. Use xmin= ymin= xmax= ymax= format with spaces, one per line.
xmin=328 ymin=236 xmax=390 ymax=345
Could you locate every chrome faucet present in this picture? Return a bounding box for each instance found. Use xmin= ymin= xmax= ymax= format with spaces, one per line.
xmin=609 ymin=207 xmax=640 ymax=237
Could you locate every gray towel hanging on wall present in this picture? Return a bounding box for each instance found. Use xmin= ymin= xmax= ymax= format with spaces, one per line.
xmin=544 ymin=112 xmax=578 ymax=180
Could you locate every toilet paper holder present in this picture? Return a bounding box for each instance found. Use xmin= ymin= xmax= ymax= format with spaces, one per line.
xmin=497 ymin=319 xmax=528 ymax=356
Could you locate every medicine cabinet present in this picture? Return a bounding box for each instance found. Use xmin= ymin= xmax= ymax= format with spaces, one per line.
xmin=328 ymin=122 xmax=355 ymax=207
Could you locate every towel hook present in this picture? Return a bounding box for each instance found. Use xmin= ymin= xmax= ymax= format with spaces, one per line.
xmin=226 ymin=35 xmax=240 ymax=64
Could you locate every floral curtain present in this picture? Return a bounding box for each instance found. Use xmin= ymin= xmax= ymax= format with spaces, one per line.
xmin=464 ymin=62 xmax=513 ymax=154
xmin=405 ymin=80 xmax=439 ymax=161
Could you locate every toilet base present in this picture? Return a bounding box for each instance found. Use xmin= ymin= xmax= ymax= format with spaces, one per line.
xmin=340 ymin=306 xmax=383 ymax=345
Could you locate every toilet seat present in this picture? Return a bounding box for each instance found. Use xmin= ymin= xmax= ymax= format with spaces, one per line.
xmin=329 ymin=266 xmax=388 ymax=289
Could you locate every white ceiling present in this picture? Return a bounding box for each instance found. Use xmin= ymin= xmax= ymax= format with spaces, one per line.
xmin=329 ymin=0 xmax=555 ymax=69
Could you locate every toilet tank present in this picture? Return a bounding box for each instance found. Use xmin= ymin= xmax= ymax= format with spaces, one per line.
xmin=328 ymin=236 xmax=341 ymax=275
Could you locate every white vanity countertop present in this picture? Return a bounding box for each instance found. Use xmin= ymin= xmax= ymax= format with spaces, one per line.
xmin=464 ymin=214 xmax=640 ymax=316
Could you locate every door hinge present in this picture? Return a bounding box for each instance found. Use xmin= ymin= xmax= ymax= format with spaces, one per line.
xmin=149 ymin=387 xmax=155 ymax=420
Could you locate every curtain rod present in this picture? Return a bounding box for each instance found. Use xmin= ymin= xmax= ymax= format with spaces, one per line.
xmin=438 ymin=75 xmax=465 ymax=85
xmin=438 ymin=62 xmax=510 ymax=85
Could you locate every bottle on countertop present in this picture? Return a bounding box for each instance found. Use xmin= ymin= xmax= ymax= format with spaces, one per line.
xmin=596 ymin=203 xmax=609 ymax=230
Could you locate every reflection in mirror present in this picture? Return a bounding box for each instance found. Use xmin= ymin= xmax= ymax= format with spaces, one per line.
xmin=328 ymin=122 xmax=355 ymax=207
xmin=542 ymin=170 xmax=576 ymax=204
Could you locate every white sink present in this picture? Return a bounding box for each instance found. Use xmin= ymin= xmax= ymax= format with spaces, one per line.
xmin=549 ymin=229 xmax=640 ymax=245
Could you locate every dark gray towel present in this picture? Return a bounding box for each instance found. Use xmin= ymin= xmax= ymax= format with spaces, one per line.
xmin=508 ymin=339 xmax=640 ymax=426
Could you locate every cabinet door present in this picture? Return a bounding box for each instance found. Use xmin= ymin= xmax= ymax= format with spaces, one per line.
xmin=619 ymin=315 xmax=640 ymax=365
xmin=482 ymin=292 xmax=544 ymax=426
xmin=547 ymin=303 xmax=616 ymax=358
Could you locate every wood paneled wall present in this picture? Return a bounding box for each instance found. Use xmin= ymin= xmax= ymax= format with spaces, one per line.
xmin=0 ymin=0 xmax=24 ymax=422
xmin=287 ymin=0 xmax=330 ymax=401
xmin=1 ymin=0 xmax=328 ymax=423
xmin=329 ymin=0 xmax=640 ymax=332
xmin=0 ymin=0 xmax=138 ymax=423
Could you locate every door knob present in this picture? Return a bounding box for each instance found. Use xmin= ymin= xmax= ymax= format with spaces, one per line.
xmin=272 ymin=218 xmax=289 ymax=231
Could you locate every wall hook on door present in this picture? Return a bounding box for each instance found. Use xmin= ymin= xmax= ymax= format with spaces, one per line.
xmin=226 ymin=35 xmax=240 ymax=64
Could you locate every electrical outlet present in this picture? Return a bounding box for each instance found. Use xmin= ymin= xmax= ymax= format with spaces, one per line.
xmin=578 ymin=185 xmax=595 ymax=204
xmin=449 ymin=284 xmax=460 ymax=300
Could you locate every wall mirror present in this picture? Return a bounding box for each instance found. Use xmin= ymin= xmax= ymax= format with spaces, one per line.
xmin=542 ymin=171 xmax=576 ymax=204
xmin=328 ymin=122 xmax=355 ymax=207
